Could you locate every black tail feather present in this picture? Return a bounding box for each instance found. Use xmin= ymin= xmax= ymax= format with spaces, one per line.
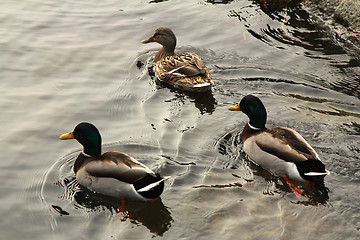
xmin=295 ymin=160 xmax=328 ymax=182
xmin=133 ymin=173 xmax=165 ymax=199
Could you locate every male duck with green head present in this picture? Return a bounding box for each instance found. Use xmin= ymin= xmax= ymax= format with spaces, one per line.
xmin=229 ymin=95 xmax=329 ymax=198
xmin=60 ymin=122 xmax=168 ymax=201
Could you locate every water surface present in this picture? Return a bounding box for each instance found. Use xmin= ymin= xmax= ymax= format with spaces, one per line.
xmin=1 ymin=0 xmax=359 ymax=239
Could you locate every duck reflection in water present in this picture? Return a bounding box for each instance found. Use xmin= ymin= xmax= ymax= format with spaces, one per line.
xmin=167 ymin=89 xmax=217 ymax=115
xmin=71 ymin=182 xmax=173 ymax=236
xmin=248 ymin=161 xmax=330 ymax=205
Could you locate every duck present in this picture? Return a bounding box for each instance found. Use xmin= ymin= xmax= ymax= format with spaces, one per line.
xmin=59 ymin=122 xmax=168 ymax=201
xmin=141 ymin=27 xmax=213 ymax=92
xmin=228 ymin=95 xmax=329 ymax=198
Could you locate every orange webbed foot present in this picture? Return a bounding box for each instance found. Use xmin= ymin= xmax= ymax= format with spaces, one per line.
xmin=283 ymin=176 xmax=302 ymax=199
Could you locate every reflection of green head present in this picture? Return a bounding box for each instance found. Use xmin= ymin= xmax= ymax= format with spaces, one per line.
xmin=240 ymin=95 xmax=267 ymax=129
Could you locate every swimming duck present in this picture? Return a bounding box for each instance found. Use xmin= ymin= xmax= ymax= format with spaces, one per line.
xmin=59 ymin=122 xmax=168 ymax=201
xmin=229 ymin=95 xmax=329 ymax=198
xmin=141 ymin=27 xmax=213 ymax=92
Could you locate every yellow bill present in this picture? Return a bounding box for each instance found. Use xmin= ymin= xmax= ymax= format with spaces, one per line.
xmin=228 ymin=104 xmax=241 ymax=111
xmin=59 ymin=131 xmax=74 ymax=140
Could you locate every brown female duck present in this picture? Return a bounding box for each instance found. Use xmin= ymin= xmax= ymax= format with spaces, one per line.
xmin=142 ymin=27 xmax=213 ymax=92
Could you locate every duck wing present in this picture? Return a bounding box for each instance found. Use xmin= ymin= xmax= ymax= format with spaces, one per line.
xmin=157 ymin=52 xmax=209 ymax=77
xmin=85 ymin=152 xmax=156 ymax=184
xmin=255 ymin=127 xmax=319 ymax=163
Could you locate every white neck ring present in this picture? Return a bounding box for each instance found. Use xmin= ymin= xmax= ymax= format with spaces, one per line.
xmin=81 ymin=151 xmax=92 ymax=157
xmin=248 ymin=123 xmax=262 ymax=131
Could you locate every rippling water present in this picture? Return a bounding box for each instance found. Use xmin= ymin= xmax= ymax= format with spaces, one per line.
xmin=1 ymin=0 xmax=359 ymax=239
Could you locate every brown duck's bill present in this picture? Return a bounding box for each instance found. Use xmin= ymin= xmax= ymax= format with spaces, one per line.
xmin=141 ymin=37 xmax=154 ymax=44
xmin=228 ymin=104 xmax=241 ymax=111
xmin=59 ymin=131 xmax=74 ymax=140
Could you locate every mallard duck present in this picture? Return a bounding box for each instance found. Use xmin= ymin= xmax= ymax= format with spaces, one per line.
xmin=59 ymin=122 xmax=168 ymax=201
xmin=141 ymin=27 xmax=213 ymax=92
xmin=229 ymin=95 xmax=329 ymax=198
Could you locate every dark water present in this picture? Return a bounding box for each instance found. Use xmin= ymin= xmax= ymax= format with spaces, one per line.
xmin=1 ymin=0 xmax=359 ymax=239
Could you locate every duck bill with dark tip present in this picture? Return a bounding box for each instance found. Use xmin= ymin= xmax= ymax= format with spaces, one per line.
xmin=141 ymin=36 xmax=155 ymax=44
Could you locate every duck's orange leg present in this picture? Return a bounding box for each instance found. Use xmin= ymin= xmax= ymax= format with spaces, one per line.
xmin=117 ymin=200 xmax=126 ymax=212
xmin=283 ymin=176 xmax=302 ymax=199
xmin=116 ymin=200 xmax=128 ymax=221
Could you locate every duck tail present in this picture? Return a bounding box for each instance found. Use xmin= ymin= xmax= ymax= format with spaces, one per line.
xmin=137 ymin=176 xmax=170 ymax=192
xmin=194 ymin=82 xmax=211 ymax=88
xmin=295 ymin=160 xmax=329 ymax=181
xmin=304 ymin=170 xmax=330 ymax=177
xmin=134 ymin=174 xmax=170 ymax=199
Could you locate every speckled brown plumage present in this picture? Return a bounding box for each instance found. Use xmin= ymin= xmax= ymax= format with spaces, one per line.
xmin=142 ymin=27 xmax=213 ymax=92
